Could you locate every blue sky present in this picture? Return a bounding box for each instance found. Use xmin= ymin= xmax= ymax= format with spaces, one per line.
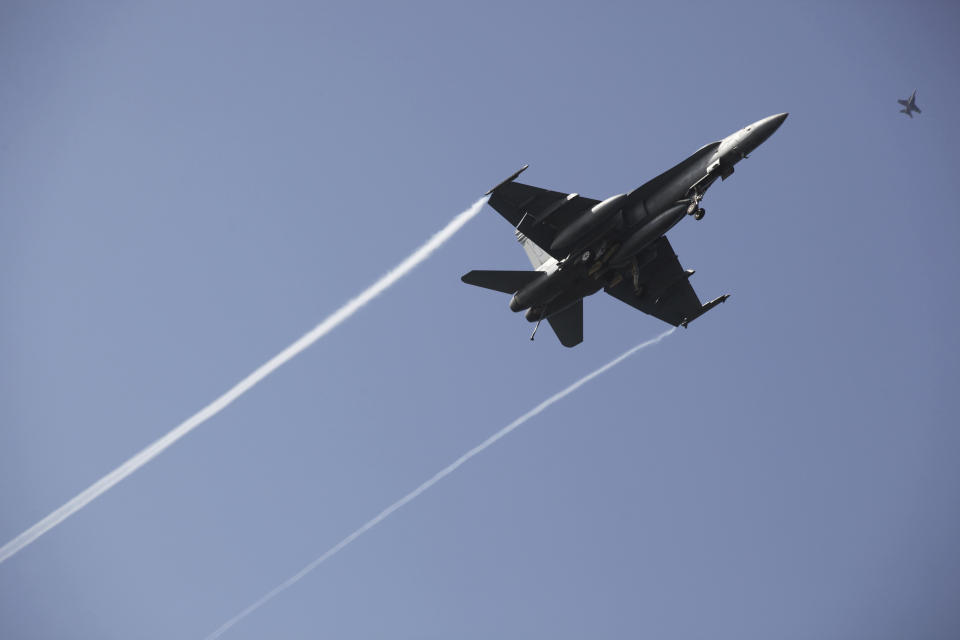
xmin=2 ymin=1 xmax=958 ymax=638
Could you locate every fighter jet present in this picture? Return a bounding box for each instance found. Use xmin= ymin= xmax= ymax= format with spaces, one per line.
xmin=462 ymin=113 xmax=788 ymax=347
xmin=898 ymin=90 xmax=921 ymax=118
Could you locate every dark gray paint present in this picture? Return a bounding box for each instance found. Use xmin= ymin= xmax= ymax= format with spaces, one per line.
xmin=898 ymin=89 xmax=921 ymax=117
xmin=462 ymin=113 xmax=787 ymax=347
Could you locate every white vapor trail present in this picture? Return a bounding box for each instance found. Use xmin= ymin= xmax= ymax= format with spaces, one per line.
xmin=0 ymin=196 xmax=489 ymax=566
xmin=205 ymin=326 xmax=676 ymax=639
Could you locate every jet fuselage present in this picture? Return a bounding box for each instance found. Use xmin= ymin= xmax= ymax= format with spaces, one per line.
xmin=509 ymin=113 xmax=788 ymax=322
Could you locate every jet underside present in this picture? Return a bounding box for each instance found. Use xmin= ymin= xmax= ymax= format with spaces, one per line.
xmin=462 ymin=113 xmax=788 ymax=347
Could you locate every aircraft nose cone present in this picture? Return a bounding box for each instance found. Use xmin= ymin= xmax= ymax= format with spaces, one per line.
xmin=757 ymin=112 xmax=788 ymax=133
xmin=769 ymin=112 xmax=788 ymax=129
xmin=721 ymin=112 xmax=788 ymax=163
xmin=746 ymin=112 xmax=788 ymax=149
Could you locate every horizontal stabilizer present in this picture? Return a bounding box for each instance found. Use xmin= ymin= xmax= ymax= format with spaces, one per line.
xmin=461 ymin=270 xmax=543 ymax=294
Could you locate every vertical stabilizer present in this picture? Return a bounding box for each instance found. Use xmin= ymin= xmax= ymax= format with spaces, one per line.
xmin=515 ymin=230 xmax=552 ymax=269
xmin=547 ymin=300 xmax=584 ymax=347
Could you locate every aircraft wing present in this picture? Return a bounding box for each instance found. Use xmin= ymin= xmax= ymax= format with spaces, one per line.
xmin=898 ymin=99 xmax=910 ymax=107
xmin=604 ymin=236 xmax=727 ymax=327
xmin=487 ymin=181 xmax=599 ymax=258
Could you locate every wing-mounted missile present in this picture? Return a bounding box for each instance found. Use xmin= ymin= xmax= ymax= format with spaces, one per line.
xmin=680 ymin=294 xmax=730 ymax=328
xmin=485 ymin=164 xmax=529 ymax=195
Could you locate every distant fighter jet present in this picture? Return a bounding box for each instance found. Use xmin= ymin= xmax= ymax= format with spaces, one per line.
xmin=898 ymin=90 xmax=921 ymax=118
xmin=462 ymin=113 xmax=788 ymax=347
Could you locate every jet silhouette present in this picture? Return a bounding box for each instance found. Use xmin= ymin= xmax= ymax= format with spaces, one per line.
xmin=898 ymin=90 xmax=921 ymax=118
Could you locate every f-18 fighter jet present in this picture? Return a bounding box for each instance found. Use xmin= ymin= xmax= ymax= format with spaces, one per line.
xmin=462 ymin=113 xmax=788 ymax=347
xmin=898 ymin=90 xmax=921 ymax=118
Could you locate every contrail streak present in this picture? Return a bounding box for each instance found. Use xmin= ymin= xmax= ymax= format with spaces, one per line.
xmin=0 ymin=196 xmax=489 ymax=566
xmin=205 ymin=327 xmax=676 ymax=639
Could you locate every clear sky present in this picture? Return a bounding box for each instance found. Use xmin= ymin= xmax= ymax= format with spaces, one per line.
xmin=1 ymin=1 xmax=958 ymax=638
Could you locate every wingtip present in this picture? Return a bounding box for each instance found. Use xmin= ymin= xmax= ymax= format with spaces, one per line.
xmin=485 ymin=164 xmax=529 ymax=195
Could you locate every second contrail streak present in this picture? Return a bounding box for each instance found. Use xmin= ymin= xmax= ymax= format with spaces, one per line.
xmin=205 ymin=326 xmax=676 ymax=639
xmin=0 ymin=196 xmax=489 ymax=566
